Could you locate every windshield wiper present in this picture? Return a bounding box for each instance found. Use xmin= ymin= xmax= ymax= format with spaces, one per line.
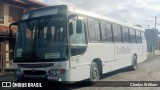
xmin=32 ymin=18 xmax=51 ymax=58
xmin=38 ymin=18 xmax=50 ymax=30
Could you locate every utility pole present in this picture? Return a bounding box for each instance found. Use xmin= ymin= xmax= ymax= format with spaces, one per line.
xmin=155 ymin=16 xmax=157 ymax=29
xmin=147 ymin=25 xmax=150 ymax=29
xmin=154 ymin=16 xmax=160 ymax=53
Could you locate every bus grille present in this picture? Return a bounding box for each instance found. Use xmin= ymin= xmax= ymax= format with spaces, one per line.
xmin=23 ymin=70 xmax=46 ymax=75
xmin=18 ymin=63 xmax=54 ymax=68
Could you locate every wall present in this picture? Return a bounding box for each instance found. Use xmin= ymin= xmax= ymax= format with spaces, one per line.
xmin=0 ymin=3 xmax=26 ymax=27
xmin=145 ymin=29 xmax=159 ymax=53
xmin=0 ymin=2 xmax=4 ymax=23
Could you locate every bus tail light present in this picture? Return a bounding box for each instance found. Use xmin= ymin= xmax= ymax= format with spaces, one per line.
xmin=60 ymin=69 xmax=66 ymax=74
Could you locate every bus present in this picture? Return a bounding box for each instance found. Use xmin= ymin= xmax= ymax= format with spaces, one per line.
xmin=10 ymin=5 xmax=147 ymax=83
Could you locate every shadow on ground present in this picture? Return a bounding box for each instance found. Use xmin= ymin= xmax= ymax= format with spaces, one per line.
xmin=101 ymin=66 xmax=133 ymax=80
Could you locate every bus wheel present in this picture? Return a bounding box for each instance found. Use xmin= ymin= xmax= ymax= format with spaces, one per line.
xmin=130 ymin=55 xmax=137 ymax=71
xmin=89 ymin=62 xmax=100 ymax=84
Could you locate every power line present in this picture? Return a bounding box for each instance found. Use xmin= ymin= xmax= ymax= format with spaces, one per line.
xmin=67 ymin=0 xmax=82 ymax=6
xmin=66 ymin=0 xmax=93 ymax=10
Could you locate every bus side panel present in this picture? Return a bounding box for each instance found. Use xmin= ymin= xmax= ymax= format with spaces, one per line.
xmin=138 ymin=44 xmax=143 ymax=63
xmin=142 ymin=44 xmax=147 ymax=61
xmin=69 ymin=64 xmax=90 ymax=81
xmin=100 ymin=43 xmax=115 ymax=74
xmin=131 ymin=44 xmax=143 ymax=63
xmin=69 ymin=43 xmax=114 ymax=81
xmin=114 ymin=43 xmax=132 ymax=70
xmin=142 ymin=32 xmax=148 ymax=62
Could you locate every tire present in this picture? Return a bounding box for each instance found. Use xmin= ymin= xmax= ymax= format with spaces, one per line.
xmin=89 ymin=62 xmax=100 ymax=84
xmin=130 ymin=55 xmax=137 ymax=71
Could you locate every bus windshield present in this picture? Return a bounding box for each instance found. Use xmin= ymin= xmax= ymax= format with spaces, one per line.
xmin=15 ymin=16 xmax=68 ymax=62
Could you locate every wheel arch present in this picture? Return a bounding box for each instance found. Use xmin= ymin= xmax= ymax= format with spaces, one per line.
xmin=92 ymin=58 xmax=103 ymax=76
xmin=133 ymin=53 xmax=138 ymax=62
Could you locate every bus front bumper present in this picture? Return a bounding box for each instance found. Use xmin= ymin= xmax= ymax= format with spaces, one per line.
xmin=14 ymin=69 xmax=69 ymax=82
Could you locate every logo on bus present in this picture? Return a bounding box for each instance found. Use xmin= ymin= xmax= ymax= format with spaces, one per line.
xmin=116 ymin=46 xmax=130 ymax=54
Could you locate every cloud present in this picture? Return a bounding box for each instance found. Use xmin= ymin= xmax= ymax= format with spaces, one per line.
xmin=39 ymin=0 xmax=160 ymax=30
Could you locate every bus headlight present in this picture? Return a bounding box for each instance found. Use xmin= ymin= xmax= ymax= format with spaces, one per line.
xmin=48 ymin=69 xmax=59 ymax=75
xmin=14 ymin=70 xmax=22 ymax=80
xmin=15 ymin=70 xmax=21 ymax=75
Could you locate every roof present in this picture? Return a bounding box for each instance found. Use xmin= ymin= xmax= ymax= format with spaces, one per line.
xmin=0 ymin=25 xmax=16 ymax=37
xmin=0 ymin=30 xmax=16 ymax=38
xmin=1 ymin=0 xmax=48 ymax=8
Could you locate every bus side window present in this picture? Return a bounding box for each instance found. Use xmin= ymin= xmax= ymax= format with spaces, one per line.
xmin=94 ymin=20 xmax=101 ymax=41
xmin=88 ymin=18 xmax=95 ymax=41
xmin=129 ymin=28 xmax=136 ymax=43
xmin=141 ymin=32 xmax=146 ymax=44
xmin=122 ymin=26 xmax=129 ymax=43
xmin=101 ymin=21 xmax=113 ymax=42
xmin=76 ymin=22 xmax=86 ymax=44
xmin=88 ymin=18 xmax=101 ymax=42
xmin=107 ymin=24 xmax=113 ymax=42
xmin=136 ymin=31 xmax=142 ymax=43
xmin=140 ymin=32 xmax=142 ymax=43
xmin=69 ymin=19 xmax=86 ymax=44
xmin=113 ymin=24 xmax=122 ymax=42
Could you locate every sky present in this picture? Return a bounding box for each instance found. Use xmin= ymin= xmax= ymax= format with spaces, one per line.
xmin=39 ymin=0 xmax=160 ymax=30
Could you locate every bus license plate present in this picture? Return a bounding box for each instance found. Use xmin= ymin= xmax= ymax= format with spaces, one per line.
xmin=47 ymin=75 xmax=58 ymax=80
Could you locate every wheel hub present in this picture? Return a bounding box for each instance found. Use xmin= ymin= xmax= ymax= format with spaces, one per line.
xmin=92 ymin=68 xmax=99 ymax=80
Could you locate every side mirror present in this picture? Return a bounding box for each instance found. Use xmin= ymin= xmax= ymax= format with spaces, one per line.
xmin=69 ymin=22 xmax=73 ymax=35
xmin=9 ymin=22 xmax=19 ymax=31
xmin=9 ymin=22 xmax=19 ymax=39
xmin=76 ymin=20 xmax=83 ymax=33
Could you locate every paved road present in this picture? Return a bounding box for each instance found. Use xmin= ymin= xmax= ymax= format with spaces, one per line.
xmin=0 ymin=55 xmax=160 ymax=90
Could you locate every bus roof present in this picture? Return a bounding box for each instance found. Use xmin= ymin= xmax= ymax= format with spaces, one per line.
xmin=22 ymin=5 xmax=145 ymax=31
xmin=68 ymin=5 xmax=145 ymax=31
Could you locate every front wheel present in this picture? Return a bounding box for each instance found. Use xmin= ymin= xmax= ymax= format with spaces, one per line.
xmin=89 ymin=62 xmax=100 ymax=84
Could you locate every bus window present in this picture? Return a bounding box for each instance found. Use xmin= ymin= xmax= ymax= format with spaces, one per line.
xmin=136 ymin=31 xmax=142 ymax=43
xmin=122 ymin=26 xmax=129 ymax=42
xmin=88 ymin=18 xmax=101 ymax=42
xmin=69 ymin=20 xmax=86 ymax=44
xmin=141 ymin=32 xmax=146 ymax=44
xmin=69 ymin=19 xmax=87 ymax=56
xmin=129 ymin=28 xmax=136 ymax=43
xmin=94 ymin=20 xmax=101 ymax=41
xmin=88 ymin=18 xmax=96 ymax=41
xmin=101 ymin=21 xmax=113 ymax=42
xmin=113 ymin=24 xmax=122 ymax=42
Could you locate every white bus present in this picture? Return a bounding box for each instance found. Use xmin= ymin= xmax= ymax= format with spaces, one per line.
xmin=10 ymin=5 xmax=147 ymax=83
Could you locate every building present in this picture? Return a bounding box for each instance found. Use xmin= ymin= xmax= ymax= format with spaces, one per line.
xmin=0 ymin=0 xmax=48 ymax=72
xmin=159 ymin=34 xmax=160 ymax=51
xmin=145 ymin=28 xmax=159 ymax=54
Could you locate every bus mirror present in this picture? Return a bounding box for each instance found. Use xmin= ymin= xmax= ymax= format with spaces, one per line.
xmin=9 ymin=22 xmax=19 ymax=31
xmin=9 ymin=22 xmax=19 ymax=38
xmin=69 ymin=22 xmax=73 ymax=35
xmin=76 ymin=20 xmax=82 ymax=33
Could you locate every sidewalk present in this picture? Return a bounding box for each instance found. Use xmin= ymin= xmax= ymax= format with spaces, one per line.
xmin=0 ymin=71 xmax=14 ymax=77
xmin=0 ymin=64 xmax=15 ymax=77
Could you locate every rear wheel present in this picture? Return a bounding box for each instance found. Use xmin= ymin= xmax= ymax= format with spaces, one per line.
xmin=130 ymin=55 xmax=137 ymax=71
xmin=89 ymin=62 xmax=100 ymax=84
